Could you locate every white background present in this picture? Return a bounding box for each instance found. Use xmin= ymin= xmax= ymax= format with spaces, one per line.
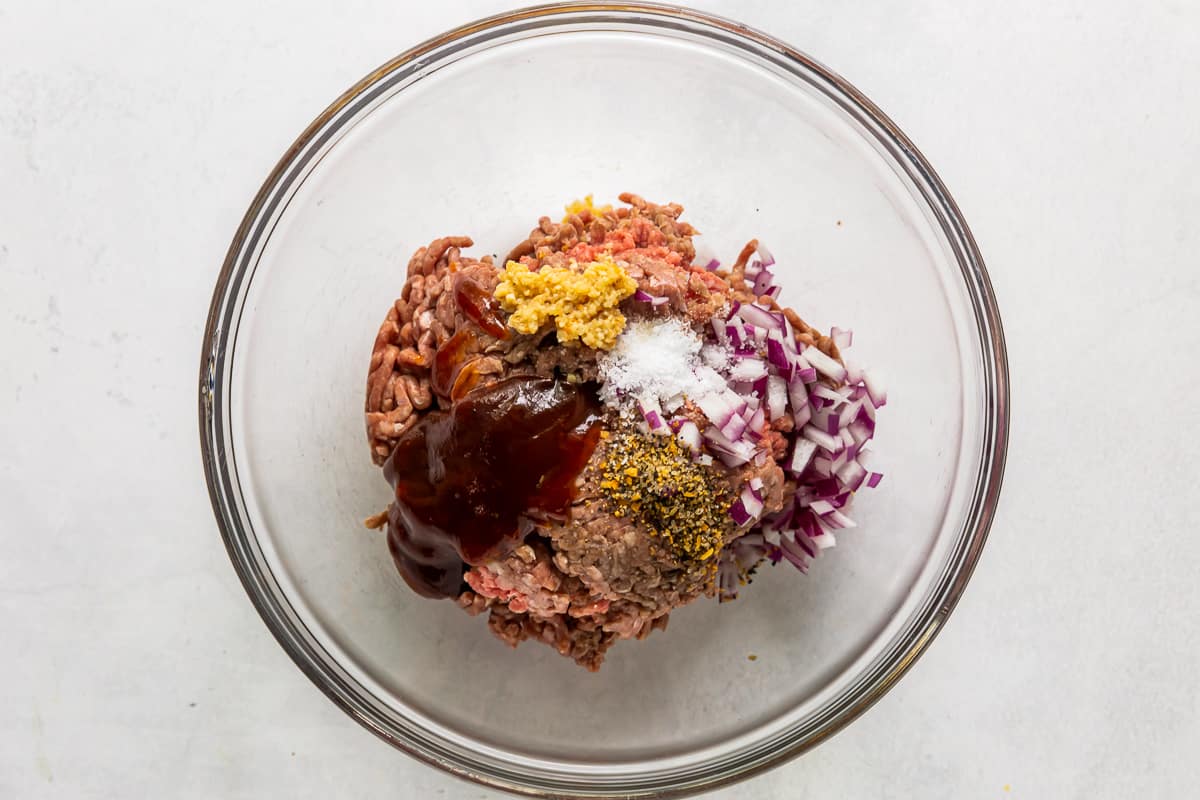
xmin=2 ymin=1 xmax=1198 ymax=798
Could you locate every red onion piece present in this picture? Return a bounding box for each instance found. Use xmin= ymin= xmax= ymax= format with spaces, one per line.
xmin=801 ymin=345 xmax=847 ymax=382
xmin=766 ymin=375 xmax=787 ymax=420
xmin=675 ymin=420 xmax=702 ymax=454
xmin=729 ymin=359 xmax=767 ymax=382
xmin=737 ymin=302 xmax=785 ymax=332
xmin=746 ymin=405 xmax=766 ymax=437
xmin=756 ymin=243 xmax=775 ymax=268
xmin=789 ymin=438 xmax=817 ymax=475
xmin=765 ymin=337 xmax=792 ymax=375
xmin=863 ymin=369 xmax=887 ymax=408
xmin=801 ymin=425 xmax=840 ymax=452
xmin=752 ymin=269 xmax=775 ymax=295
xmin=633 ymin=289 xmax=668 ymax=306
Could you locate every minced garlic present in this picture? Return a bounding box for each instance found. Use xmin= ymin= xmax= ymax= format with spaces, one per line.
xmin=493 ymin=254 xmax=637 ymax=350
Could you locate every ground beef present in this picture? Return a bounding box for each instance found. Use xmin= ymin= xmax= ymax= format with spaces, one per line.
xmin=365 ymin=237 xmax=501 ymax=464
xmin=505 ymin=192 xmax=697 ymax=266
xmin=457 ymin=537 xmax=669 ymax=670
xmin=366 ymin=194 xmax=843 ymax=669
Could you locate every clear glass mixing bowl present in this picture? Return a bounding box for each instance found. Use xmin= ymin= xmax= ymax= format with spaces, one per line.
xmin=199 ymin=4 xmax=1008 ymax=797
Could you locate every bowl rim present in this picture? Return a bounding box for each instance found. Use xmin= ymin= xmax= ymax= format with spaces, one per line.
xmin=198 ymin=3 xmax=1010 ymax=797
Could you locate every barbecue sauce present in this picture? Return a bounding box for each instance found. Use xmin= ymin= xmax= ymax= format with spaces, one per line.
xmin=382 ymin=376 xmax=601 ymax=598
xmin=453 ymin=272 xmax=509 ymax=339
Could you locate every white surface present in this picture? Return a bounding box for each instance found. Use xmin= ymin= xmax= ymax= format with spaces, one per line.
xmin=1 ymin=1 xmax=1197 ymax=798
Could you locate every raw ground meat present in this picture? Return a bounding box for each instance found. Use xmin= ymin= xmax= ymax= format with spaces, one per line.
xmin=366 ymin=195 xmax=842 ymax=669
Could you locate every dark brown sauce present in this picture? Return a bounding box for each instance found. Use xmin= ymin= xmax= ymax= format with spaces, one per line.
xmin=430 ymin=329 xmax=476 ymax=401
xmin=454 ymin=272 xmax=509 ymax=339
xmin=383 ymin=376 xmax=601 ymax=598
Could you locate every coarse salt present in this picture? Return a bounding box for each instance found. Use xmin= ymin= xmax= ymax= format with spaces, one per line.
xmin=598 ymin=317 xmax=728 ymax=414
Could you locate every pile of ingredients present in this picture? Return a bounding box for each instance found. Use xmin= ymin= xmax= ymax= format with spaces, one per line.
xmin=364 ymin=194 xmax=885 ymax=670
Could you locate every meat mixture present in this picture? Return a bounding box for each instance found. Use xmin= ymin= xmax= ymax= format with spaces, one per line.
xmin=364 ymin=194 xmax=885 ymax=670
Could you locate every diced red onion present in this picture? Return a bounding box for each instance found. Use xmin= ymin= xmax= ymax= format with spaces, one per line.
xmin=711 ymin=319 xmax=729 ymax=348
xmin=633 ymin=289 xmax=669 ymax=306
xmin=721 ymin=412 xmax=748 ymax=441
xmin=860 ymin=396 xmax=877 ymax=425
xmin=729 ymin=358 xmax=767 ymax=382
xmin=696 ymin=391 xmax=742 ymax=427
xmin=737 ymin=303 xmax=785 ymax=332
xmin=752 ymin=269 xmax=775 ymax=295
xmin=705 ymin=258 xmax=721 ymax=271
xmin=766 ymin=337 xmax=790 ymax=373
xmin=801 ymin=345 xmax=847 ymax=382
xmin=866 ymin=472 xmax=884 ymax=488
xmin=829 ymin=447 xmax=850 ymax=474
xmin=776 ymin=535 xmax=811 ymax=570
xmin=809 ymin=499 xmax=836 ymax=516
xmin=825 ymin=412 xmax=840 ymax=436
xmin=637 ymin=395 xmax=667 ymax=434
xmin=812 ymin=384 xmax=846 ymax=404
xmin=797 ymin=538 xmax=820 ymax=562
xmin=731 ymin=484 xmax=764 ymax=526
xmin=801 ymin=425 xmax=840 ymax=452
xmin=863 ymin=369 xmax=887 ymax=408
xmin=704 ymin=425 xmax=756 ymax=465
xmin=809 ymin=531 xmax=837 ymax=550
xmin=761 ymin=525 xmax=782 ymax=546
xmin=787 ymin=375 xmax=809 ymax=410
xmin=824 ymin=509 xmax=857 ymax=530
xmin=788 ymin=438 xmax=817 ymax=475
xmin=766 ymin=375 xmax=787 ymax=420
xmin=839 ymin=400 xmax=861 ymax=430
xmin=776 ymin=543 xmax=808 ymax=571
xmin=756 ymin=243 xmax=775 ymax=268
xmin=676 ymin=420 xmax=702 ymax=454
xmin=746 ymin=405 xmax=766 ymax=437
xmin=836 ymin=459 xmax=867 ymax=490
xmin=703 ymin=300 xmax=883 ymax=585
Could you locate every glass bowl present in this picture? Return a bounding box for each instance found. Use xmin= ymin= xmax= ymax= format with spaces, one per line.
xmin=199 ymin=3 xmax=1008 ymax=797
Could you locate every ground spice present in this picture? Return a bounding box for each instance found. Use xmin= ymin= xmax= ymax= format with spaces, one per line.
xmin=598 ymin=428 xmax=730 ymax=562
